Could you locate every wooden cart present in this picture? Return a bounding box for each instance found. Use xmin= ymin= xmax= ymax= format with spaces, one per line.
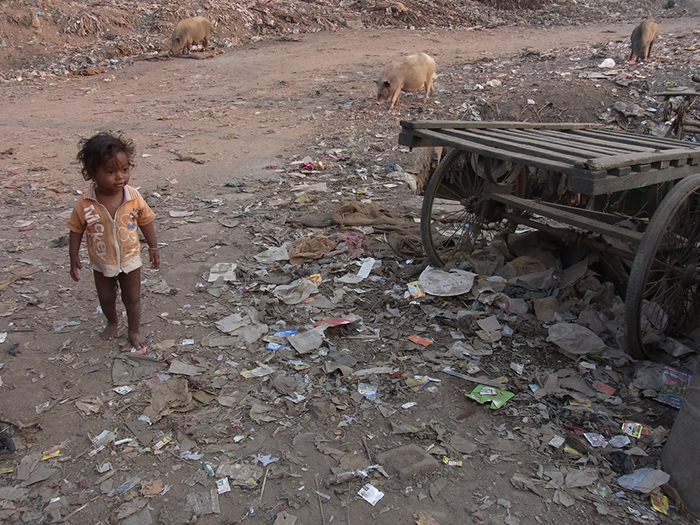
xmin=399 ymin=120 xmax=700 ymax=359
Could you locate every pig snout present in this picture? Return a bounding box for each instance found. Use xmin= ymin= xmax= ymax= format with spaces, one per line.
xmin=170 ymin=39 xmax=183 ymax=55
xmin=375 ymin=81 xmax=393 ymax=106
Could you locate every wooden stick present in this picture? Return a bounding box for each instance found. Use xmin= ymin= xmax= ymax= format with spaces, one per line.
xmin=442 ymin=368 xmax=506 ymax=388
xmin=362 ymin=437 xmax=373 ymax=463
xmin=315 ymin=474 xmax=325 ymax=524
xmin=345 ymin=492 xmax=352 ymax=525
xmin=63 ymin=495 xmax=100 ymax=521
xmin=258 ymin=468 xmax=269 ymax=502
xmin=0 ymin=268 xmax=41 ymax=293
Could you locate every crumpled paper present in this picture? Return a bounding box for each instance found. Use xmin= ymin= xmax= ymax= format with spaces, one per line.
xmin=288 ymin=234 xmax=336 ymax=265
xmin=143 ymin=378 xmax=195 ymax=423
xmin=273 ymin=279 xmax=318 ymax=304
xmin=419 ymin=266 xmax=477 ymax=296
xmin=546 ymin=322 xmax=607 ymax=357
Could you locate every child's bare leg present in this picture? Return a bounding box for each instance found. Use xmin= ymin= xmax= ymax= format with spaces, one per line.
xmin=93 ymin=270 xmax=119 ymax=339
xmin=118 ymin=268 xmax=146 ymax=349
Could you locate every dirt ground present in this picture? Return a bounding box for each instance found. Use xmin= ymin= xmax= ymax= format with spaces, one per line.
xmin=1 ymin=2 xmax=700 ymax=524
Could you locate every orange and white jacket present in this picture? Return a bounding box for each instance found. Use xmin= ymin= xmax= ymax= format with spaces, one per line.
xmin=67 ymin=184 xmax=156 ymax=277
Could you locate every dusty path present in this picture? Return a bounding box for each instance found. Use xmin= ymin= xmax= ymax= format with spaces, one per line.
xmin=2 ymin=18 xmax=698 ymax=188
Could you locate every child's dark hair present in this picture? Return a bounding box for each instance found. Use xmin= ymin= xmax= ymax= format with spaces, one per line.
xmin=77 ymin=132 xmax=135 ymax=181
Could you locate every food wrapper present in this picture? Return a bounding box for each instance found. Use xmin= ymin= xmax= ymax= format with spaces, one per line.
xmin=406 ymin=281 xmax=425 ymax=298
xmin=358 ymin=383 xmax=377 ymax=399
xmin=407 ymin=334 xmax=432 ymax=347
xmin=443 ymin=456 xmax=463 ymax=467
xmin=621 ymin=421 xmax=652 ymax=438
xmin=466 ymin=384 xmax=514 ymax=409
xmin=650 ymin=493 xmax=669 ymax=515
xmin=358 ymin=483 xmax=384 ymax=506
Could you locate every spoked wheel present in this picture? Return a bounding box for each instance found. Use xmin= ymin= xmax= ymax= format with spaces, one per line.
xmin=625 ymin=174 xmax=700 ymax=359
xmin=421 ymin=149 xmax=525 ymax=267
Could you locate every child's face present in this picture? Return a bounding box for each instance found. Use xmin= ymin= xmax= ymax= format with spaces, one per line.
xmin=91 ymin=152 xmax=131 ymax=194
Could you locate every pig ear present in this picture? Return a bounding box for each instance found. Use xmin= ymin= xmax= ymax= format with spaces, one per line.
xmin=383 ymin=80 xmax=391 ymax=88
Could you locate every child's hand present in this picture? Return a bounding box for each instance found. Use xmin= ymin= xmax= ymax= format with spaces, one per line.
xmin=70 ymin=259 xmax=82 ymax=282
xmin=149 ymin=247 xmax=160 ymax=269
xmin=68 ymin=231 xmax=84 ymax=282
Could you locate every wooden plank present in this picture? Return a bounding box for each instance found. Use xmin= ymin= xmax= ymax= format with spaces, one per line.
xmin=572 ymin=163 xmax=699 ymax=195
xmin=576 ymin=128 xmax=697 ymax=151
xmin=542 ymin=202 xmax=630 ymax=225
xmin=525 ymin=129 xmax=645 ymax=157
xmin=440 ymin=129 xmax=588 ymax=166
xmin=412 ymin=129 xmax=571 ymax=172
xmin=524 ymin=129 xmax=631 ymax=156
xmin=398 ymin=130 xmax=438 ymax=149
xmin=399 ymin=120 xmax=602 ymax=131
xmin=451 ymin=129 xmax=591 ymax=162
xmin=578 ymin=148 xmax=700 ymax=171
xmin=575 ymin=129 xmax=679 ymax=150
xmin=486 ymin=193 xmax=644 ymax=244
xmin=565 ymin=175 xmax=600 ymax=195
xmin=651 ymin=160 xmax=670 ymax=170
xmin=610 ymin=166 xmax=632 ymax=176
xmin=399 ymin=131 xmax=457 ymax=149
xmin=504 ymin=212 xmax=637 ymax=262
xmin=536 ymin=129 xmax=644 ymax=154
xmin=476 ymin=129 xmax=617 ymax=160
xmin=411 ymin=128 xmax=609 ymax=183
xmin=654 ymin=91 xmax=700 ymax=97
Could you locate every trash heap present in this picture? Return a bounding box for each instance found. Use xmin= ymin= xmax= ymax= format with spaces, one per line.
xmin=0 ymin=149 xmax=697 ymax=523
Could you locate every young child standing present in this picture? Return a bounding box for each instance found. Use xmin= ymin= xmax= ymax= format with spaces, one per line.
xmin=67 ymin=132 xmax=160 ymax=351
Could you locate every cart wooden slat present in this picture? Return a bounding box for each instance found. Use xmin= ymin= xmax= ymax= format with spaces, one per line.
xmin=399 ymin=121 xmax=700 ymax=195
xmin=486 ymin=192 xmax=643 ymax=245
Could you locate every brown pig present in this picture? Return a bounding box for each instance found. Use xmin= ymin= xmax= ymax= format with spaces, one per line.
xmin=170 ymin=16 xmax=211 ymax=55
xmin=376 ymin=52 xmax=436 ymax=109
xmin=629 ymin=19 xmax=659 ymax=63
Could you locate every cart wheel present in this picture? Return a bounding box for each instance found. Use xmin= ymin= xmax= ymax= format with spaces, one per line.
xmin=625 ymin=173 xmax=700 ymax=359
xmin=421 ymin=149 xmax=525 ymax=267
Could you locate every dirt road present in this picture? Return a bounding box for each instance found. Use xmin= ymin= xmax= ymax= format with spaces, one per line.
xmin=2 ymin=18 xmax=698 ymax=182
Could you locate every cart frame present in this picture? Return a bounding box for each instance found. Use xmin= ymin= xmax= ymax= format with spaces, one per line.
xmin=399 ymin=120 xmax=700 ymax=359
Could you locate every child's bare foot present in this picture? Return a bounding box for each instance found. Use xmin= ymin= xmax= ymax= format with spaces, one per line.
xmin=128 ymin=331 xmax=149 ymax=351
xmin=119 ymin=342 xmax=146 ymax=354
xmin=100 ymin=323 xmax=119 ymax=340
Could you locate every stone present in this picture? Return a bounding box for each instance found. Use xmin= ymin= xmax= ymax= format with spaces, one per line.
xmin=376 ymin=444 xmax=440 ymax=480
xmin=309 ymin=401 xmax=337 ymax=420
xmin=533 ymin=297 xmax=559 ymax=322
